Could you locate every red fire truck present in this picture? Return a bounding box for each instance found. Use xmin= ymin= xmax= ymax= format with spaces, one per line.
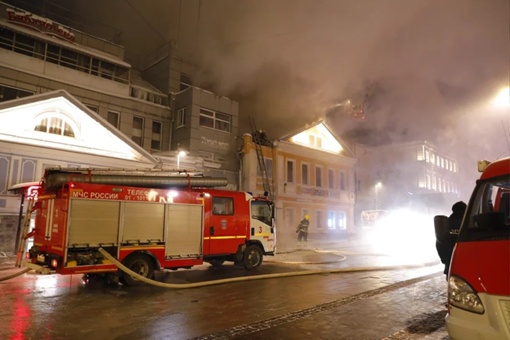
xmin=23 ymin=168 xmax=276 ymax=286
xmin=443 ymin=158 xmax=510 ymax=339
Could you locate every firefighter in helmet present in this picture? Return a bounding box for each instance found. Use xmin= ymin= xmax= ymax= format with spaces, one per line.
xmin=296 ymin=214 xmax=310 ymax=247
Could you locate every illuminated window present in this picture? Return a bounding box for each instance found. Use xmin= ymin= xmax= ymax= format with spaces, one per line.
xmin=151 ymin=121 xmax=162 ymax=150
xmin=418 ymin=174 xmax=426 ymax=188
xmin=327 ymin=211 xmax=335 ymax=229
xmin=338 ymin=211 xmax=346 ymax=230
xmin=286 ymin=160 xmax=294 ymax=183
xmin=34 ymin=117 xmax=75 ymax=137
xmin=416 ymin=148 xmax=424 ymax=161
xmin=132 ymin=116 xmax=144 ymax=146
xmin=177 ymin=108 xmax=186 ymax=128
xmin=308 ymin=135 xmax=322 ymax=148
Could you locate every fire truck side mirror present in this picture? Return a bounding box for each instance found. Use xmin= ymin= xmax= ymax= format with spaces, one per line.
xmin=434 ymin=215 xmax=449 ymax=244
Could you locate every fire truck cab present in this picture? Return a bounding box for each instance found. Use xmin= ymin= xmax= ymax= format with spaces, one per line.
xmin=445 ymin=158 xmax=510 ymax=339
xmin=22 ymin=168 xmax=276 ymax=286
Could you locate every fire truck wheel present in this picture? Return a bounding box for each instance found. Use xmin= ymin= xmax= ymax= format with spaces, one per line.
xmin=121 ymin=254 xmax=154 ymax=286
xmin=243 ymin=245 xmax=263 ymax=270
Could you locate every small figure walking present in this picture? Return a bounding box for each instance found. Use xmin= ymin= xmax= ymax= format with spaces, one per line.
xmin=296 ymin=214 xmax=310 ymax=247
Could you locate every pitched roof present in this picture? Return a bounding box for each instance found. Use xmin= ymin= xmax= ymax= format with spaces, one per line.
xmin=0 ymin=89 xmax=157 ymax=164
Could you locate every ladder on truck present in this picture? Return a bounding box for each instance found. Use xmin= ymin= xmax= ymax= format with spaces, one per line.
xmin=15 ymin=197 xmax=35 ymax=267
xmin=249 ymin=116 xmax=273 ymax=200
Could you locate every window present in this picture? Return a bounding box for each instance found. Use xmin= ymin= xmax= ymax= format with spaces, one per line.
xmin=0 ymin=27 xmax=130 ymax=84
xmin=416 ymin=148 xmax=424 ymax=161
xmin=60 ymin=48 xmax=79 ymax=70
xmin=309 ymin=135 xmax=322 ymax=148
xmin=256 ymin=158 xmax=273 ymax=179
xmin=315 ymin=166 xmax=322 ymax=187
xmin=285 ymin=208 xmax=295 ymax=229
xmin=14 ymin=34 xmax=36 ymax=57
xmin=199 ymin=108 xmax=231 ymax=132
xmin=176 ymin=108 xmax=186 ymax=128
xmin=132 ymin=116 xmax=144 ymax=146
xmin=338 ymin=211 xmax=346 ymax=230
xmin=316 ymin=210 xmax=323 ymax=229
xmin=302 ymin=163 xmax=309 ymax=185
xmin=151 ymin=121 xmax=162 ymax=150
xmin=286 ymin=160 xmax=294 ymax=183
xmin=34 ymin=116 xmax=75 ymax=137
xmin=212 ymin=197 xmax=234 ymax=215
xmin=180 ymin=73 xmax=192 ymax=91
xmin=0 ymin=85 xmax=33 ymax=102
xmin=107 ymin=111 xmax=119 ymax=128
xmin=339 ymin=172 xmax=346 ymax=190
xmin=86 ymin=105 xmax=98 ymax=113
xmin=251 ymin=200 xmax=272 ymax=225
xmin=328 ymin=169 xmax=334 ymax=189
xmin=327 ymin=211 xmax=335 ymax=229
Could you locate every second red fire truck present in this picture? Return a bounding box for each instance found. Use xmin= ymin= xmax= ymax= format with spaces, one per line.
xmin=23 ymin=168 xmax=276 ymax=286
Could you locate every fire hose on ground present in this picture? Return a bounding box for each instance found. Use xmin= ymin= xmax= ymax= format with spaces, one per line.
xmin=97 ymin=248 xmax=440 ymax=289
xmin=0 ymin=249 xmax=439 ymax=286
xmin=0 ymin=267 xmax=31 ymax=282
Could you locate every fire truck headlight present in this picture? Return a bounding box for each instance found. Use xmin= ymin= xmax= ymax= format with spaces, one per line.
xmin=448 ymin=275 xmax=485 ymax=314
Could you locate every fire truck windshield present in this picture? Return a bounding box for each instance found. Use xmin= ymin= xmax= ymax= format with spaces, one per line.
xmin=461 ymin=177 xmax=510 ymax=241
xmin=251 ymin=200 xmax=272 ymax=225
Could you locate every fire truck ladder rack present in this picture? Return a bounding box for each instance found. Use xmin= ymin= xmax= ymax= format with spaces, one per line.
xmin=43 ymin=167 xmax=228 ymax=190
xmin=15 ymin=197 xmax=34 ymax=267
xmin=249 ymin=117 xmax=273 ymax=200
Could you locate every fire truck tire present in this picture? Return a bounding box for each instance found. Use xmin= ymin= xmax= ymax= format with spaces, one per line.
xmin=121 ymin=254 xmax=154 ymax=287
xmin=243 ymin=244 xmax=263 ymax=270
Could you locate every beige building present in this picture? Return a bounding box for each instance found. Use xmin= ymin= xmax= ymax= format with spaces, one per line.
xmin=240 ymin=120 xmax=357 ymax=246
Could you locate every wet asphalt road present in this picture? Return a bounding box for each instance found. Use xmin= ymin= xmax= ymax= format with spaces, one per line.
xmin=0 ymin=244 xmax=449 ymax=340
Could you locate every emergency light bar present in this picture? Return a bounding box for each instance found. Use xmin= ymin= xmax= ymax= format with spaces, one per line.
xmin=477 ymin=160 xmax=491 ymax=172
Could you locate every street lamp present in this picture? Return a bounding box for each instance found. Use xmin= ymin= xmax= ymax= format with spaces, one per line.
xmin=492 ymin=86 xmax=509 ymax=108
xmin=176 ymin=150 xmax=186 ymax=169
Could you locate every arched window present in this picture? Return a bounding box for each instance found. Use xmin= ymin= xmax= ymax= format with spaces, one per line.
xmin=34 ymin=116 xmax=76 ymax=137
